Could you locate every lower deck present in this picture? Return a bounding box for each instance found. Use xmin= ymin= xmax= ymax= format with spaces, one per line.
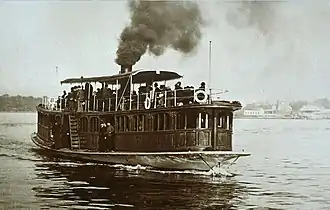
xmin=37 ymin=106 xmax=235 ymax=152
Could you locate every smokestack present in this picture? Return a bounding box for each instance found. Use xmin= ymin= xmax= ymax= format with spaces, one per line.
xmin=120 ymin=65 xmax=133 ymax=74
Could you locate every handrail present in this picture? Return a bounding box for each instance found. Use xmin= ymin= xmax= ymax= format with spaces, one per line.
xmin=40 ymin=87 xmax=236 ymax=112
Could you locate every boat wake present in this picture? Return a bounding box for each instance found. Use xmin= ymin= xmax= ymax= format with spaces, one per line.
xmin=35 ymin=160 xmax=238 ymax=177
xmin=105 ymin=163 xmax=239 ymax=178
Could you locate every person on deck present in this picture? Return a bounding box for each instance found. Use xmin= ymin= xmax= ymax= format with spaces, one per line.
xmin=77 ymin=87 xmax=85 ymax=112
xmin=100 ymin=122 xmax=107 ymax=152
xmin=105 ymin=122 xmax=115 ymax=151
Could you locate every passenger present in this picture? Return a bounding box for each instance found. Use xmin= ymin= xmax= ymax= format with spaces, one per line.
xmin=174 ymin=81 xmax=184 ymax=104
xmin=100 ymin=122 xmax=107 ymax=152
xmin=56 ymin=96 xmax=61 ymax=109
xmin=131 ymin=90 xmax=137 ymax=109
xmin=154 ymin=83 xmax=161 ymax=93
xmin=68 ymin=87 xmax=75 ymax=111
xmin=84 ymin=83 xmax=93 ymax=110
xmin=174 ymin=81 xmax=183 ymax=90
xmin=61 ymin=90 xmax=67 ymax=99
xmin=96 ymin=88 xmax=102 ymax=111
xmin=61 ymin=90 xmax=67 ymax=108
xmin=146 ymin=82 xmax=153 ymax=93
xmin=105 ymin=122 xmax=115 ymax=151
xmin=103 ymin=87 xmax=112 ymax=111
xmin=77 ymin=87 xmax=85 ymax=112
xmin=199 ymin=82 xmax=206 ymax=91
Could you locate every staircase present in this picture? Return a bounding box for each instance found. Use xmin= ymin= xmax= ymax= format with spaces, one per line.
xmin=69 ymin=115 xmax=80 ymax=150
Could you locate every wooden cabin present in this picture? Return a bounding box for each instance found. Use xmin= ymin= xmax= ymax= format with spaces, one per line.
xmin=36 ymin=69 xmax=242 ymax=153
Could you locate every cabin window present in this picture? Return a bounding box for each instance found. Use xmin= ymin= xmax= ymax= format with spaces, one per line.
xmin=131 ymin=115 xmax=137 ymax=132
xmin=118 ymin=116 xmax=123 ymax=132
xmin=228 ymin=113 xmax=233 ymax=130
xmin=176 ymin=112 xmax=185 ymax=129
xmin=123 ymin=116 xmax=129 ymax=131
xmin=164 ymin=113 xmax=171 ymax=130
xmin=153 ymin=114 xmax=158 ymax=131
xmin=201 ymin=112 xmax=206 ymax=128
xmin=90 ymin=117 xmax=99 ymax=132
xmin=79 ymin=117 xmax=88 ymax=132
xmin=187 ymin=111 xmax=197 ymax=129
xmin=218 ymin=112 xmax=231 ymax=130
xmin=137 ymin=115 xmax=144 ymax=132
xmin=198 ymin=112 xmax=209 ymax=129
xmin=159 ymin=114 xmax=164 ymax=130
xmin=144 ymin=114 xmax=150 ymax=132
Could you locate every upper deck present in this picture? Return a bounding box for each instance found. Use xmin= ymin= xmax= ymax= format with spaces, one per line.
xmin=39 ymin=69 xmax=241 ymax=114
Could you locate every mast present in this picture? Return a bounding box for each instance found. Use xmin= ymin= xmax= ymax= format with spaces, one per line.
xmin=208 ymin=40 xmax=212 ymax=103
xmin=56 ymin=66 xmax=61 ymax=96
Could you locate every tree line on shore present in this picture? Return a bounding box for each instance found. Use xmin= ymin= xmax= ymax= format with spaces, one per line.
xmin=0 ymin=94 xmax=42 ymax=112
xmin=242 ymin=98 xmax=330 ymax=113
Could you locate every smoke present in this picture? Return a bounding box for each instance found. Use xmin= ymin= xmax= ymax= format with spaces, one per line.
xmin=115 ymin=0 xmax=204 ymax=67
xmin=226 ymin=0 xmax=278 ymax=37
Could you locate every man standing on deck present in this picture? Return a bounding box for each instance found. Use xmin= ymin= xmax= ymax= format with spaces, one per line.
xmin=105 ymin=122 xmax=115 ymax=151
xmin=100 ymin=122 xmax=106 ymax=151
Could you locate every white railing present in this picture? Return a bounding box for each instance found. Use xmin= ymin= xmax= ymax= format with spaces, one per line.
xmin=40 ymin=87 xmax=229 ymax=112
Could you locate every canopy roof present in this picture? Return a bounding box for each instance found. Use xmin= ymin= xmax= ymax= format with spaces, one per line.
xmin=60 ymin=69 xmax=183 ymax=85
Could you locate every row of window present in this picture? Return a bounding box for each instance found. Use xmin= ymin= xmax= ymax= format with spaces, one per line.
xmin=38 ymin=112 xmax=232 ymax=134
xmin=116 ymin=112 xmax=233 ymax=132
xmin=79 ymin=117 xmax=100 ymax=132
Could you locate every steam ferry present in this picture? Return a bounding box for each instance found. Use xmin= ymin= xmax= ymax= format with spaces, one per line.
xmin=31 ymin=65 xmax=250 ymax=172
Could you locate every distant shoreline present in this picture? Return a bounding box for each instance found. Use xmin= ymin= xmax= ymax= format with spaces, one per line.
xmin=0 ymin=111 xmax=36 ymax=113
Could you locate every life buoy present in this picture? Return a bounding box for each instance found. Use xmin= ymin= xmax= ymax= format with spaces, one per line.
xmin=48 ymin=97 xmax=56 ymax=104
xmin=48 ymin=97 xmax=56 ymax=109
xmin=194 ymin=90 xmax=207 ymax=103
xmin=144 ymin=96 xmax=151 ymax=109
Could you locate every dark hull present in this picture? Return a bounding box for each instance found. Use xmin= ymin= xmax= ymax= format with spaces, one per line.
xmin=31 ymin=133 xmax=250 ymax=171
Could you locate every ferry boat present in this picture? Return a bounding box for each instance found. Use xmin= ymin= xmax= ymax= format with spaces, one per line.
xmin=31 ymin=65 xmax=250 ymax=172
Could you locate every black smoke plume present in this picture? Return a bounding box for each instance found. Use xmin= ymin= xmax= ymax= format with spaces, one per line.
xmin=226 ymin=0 xmax=277 ymax=36
xmin=115 ymin=0 xmax=204 ymax=67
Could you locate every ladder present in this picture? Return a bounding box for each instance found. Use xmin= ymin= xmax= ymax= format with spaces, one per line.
xmin=69 ymin=114 xmax=80 ymax=150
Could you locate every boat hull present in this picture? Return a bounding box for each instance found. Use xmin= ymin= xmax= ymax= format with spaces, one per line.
xmin=31 ymin=133 xmax=250 ymax=171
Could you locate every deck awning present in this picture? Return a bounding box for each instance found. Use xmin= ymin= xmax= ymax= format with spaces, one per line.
xmin=60 ymin=70 xmax=183 ymax=85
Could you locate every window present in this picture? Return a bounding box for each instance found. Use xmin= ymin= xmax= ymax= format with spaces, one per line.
xmin=131 ymin=115 xmax=137 ymax=131
xmin=218 ymin=112 xmax=229 ymax=130
xmin=124 ymin=116 xmax=129 ymax=131
xmin=137 ymin=115 xmax=144 ymax=132
xmin=197 ymin=112 xmax=210 ymax=129
xmin=159 ymin=114 xmax=164 ymax=130
xmin=119 ymin=116 xmax=124 ymax=132
xmin=187 ymin=111 xmax=197 ymax=129
xmin=80 ymin=117 xmax=88 ymax=132
xmin=164 ymin=113 xmax=171 ymax=130
xmin=90 ymin=117 xmax=99 ymax=132
xmin=153 ymin=114 xmax=158 ymax=131
xmin=176 ymin=112 xmax=185 ymax=129
xmin=145 ymin=114 xmax=150 ymax=132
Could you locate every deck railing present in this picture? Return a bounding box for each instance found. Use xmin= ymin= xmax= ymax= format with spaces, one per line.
xmin=40 ymin=88 xmax=228 ymax=112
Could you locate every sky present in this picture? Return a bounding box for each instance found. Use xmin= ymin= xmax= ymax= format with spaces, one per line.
xmin=1 ymin=0 xmax=330 ymax=104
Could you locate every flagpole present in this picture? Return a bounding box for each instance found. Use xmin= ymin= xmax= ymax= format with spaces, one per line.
xmin=56 ymin=66 xmax=60 ymax=96
xmin=208 ymin=40 xmax=212 ymax=103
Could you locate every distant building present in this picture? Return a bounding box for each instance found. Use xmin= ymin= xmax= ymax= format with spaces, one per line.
xmin=244 ymin=108 xmax=264 ymax=116
xmin=299 ymin=105 xmax=323 ymax=119
xmin=243 ymin=102 xmax=292 ymax=118
xmin=277 ymin=102 xmax=293 ymax=116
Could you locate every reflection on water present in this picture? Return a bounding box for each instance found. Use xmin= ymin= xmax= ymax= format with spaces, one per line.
xmin=2 ymin=113 xmax=330 ymax=209
xmin=32 ymin=157 xmax=247 ymax=209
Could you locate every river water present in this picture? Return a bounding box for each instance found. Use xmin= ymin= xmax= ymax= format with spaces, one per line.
xmin=0 ymin=112 xmax=330 ymax=209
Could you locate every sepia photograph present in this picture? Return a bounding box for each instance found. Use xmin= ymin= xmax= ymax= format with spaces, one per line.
xmin=1 ymin=0 xmax=329 ymax=209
